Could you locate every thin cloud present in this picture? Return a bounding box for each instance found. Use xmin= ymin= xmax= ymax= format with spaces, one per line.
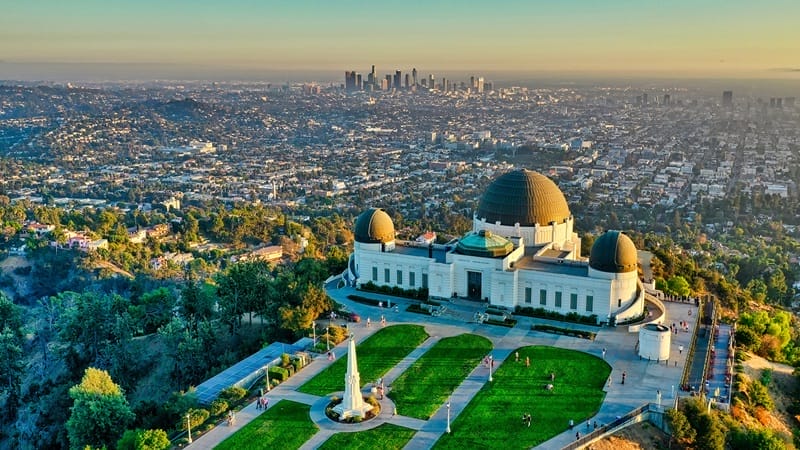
xmin=769 ymin=67 xmax=800 ymax=72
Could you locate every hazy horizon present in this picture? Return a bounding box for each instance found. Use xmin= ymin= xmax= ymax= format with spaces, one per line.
xmin=3 ymin=0 xmax=800 ymax=84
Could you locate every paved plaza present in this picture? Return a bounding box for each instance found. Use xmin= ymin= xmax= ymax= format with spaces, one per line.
xmin=187 ymin=282 xmax=699 ymax=450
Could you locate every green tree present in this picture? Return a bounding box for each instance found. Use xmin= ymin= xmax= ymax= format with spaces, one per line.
xmin=666 ymin=408 xmax=695 ymax=446
xmin=666 ymin=276 xmax=691 ymax=297
xmin=66 ymin=367 xmax=135 ymax=450
xmin=729 ymin=427 xmax=786 ymax=450
xmin=694 ymin=413 xmax=725 ymax=450
xmin=117 ymin=429 xmax=170 ymax=450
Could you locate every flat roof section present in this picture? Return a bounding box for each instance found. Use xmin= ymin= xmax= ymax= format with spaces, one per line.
xmin=514 ymin=257 xmax=589 ymax=277
xmin=392 ymin=243 xmax=448 ymax=263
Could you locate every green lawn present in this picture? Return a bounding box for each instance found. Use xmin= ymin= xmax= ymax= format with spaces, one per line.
xmin=299 ymin=324 xmax=429 ymax=396
xmin=433 ymin=346 xmax=611 ymax=449
xmin=214 ymin=400 xmax=317 ymax=450
xmin=317 ymin=423 xmax=417 ymax=450
xmin=389 ymin=334 xmax=492 ymax=419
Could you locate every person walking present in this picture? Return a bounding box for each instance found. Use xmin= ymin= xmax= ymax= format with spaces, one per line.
xmin=525 ymin=356 xmax=530 ymax=367
xmin=515 ymin=351 xmax=519 ymax=362
xmin=602 ymin=348 xmax=606 ymax=359
xmin=621 ymin=371 xmax=626 ymax=384
xmin=679 ymin=345 xmax=684 ymax=354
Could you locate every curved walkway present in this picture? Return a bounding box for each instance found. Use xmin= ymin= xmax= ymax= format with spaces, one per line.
xmin=188 ymin=282 xmax=697 ymax=450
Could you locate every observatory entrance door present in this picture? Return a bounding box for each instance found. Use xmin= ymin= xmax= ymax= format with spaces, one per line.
xmin=467 ymin=271 xmax=482 ymax=300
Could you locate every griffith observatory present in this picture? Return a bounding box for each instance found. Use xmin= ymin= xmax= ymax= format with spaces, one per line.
xmin=343 ymin=169 xmax=645 ymax=325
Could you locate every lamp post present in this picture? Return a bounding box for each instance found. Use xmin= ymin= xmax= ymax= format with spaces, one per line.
xmin=186 ymin=412 xmax=192 ymax=444
xmin=488 ymin=355 xmax=493 ymax=382
xmin=446 ymin=400 xmax=451 ymax=434
xmin=326 ymin=326 xmax=330 ymax=351
xmin=312 ymin=320 xmax=316 ymax=345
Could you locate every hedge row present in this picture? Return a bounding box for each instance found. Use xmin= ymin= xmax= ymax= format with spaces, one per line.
xmin=484 ymin=318 xmax=517 ymax=328
xmin=532 ymin=324 xmax=596 ymax=340
xmin=359 ymin=281 xmax=429 ymax=300
xmin=515 ymin=306 xmax=599 ymax=326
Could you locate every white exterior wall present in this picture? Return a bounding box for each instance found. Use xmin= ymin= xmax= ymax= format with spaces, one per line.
xmin=516 ymin=270 xmax=611 ymax=321
xmin=352 ymin=237 xmax=641 ymax=325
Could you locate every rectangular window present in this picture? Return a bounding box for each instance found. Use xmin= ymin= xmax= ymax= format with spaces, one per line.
xmin=555 ymin=291 xmax=562 ymax=308
xmin=409 ymin=272 xmax=416 ymax=287
xmin=539 ymin=289 xmax=547 ymax=306
xmin=570 ymin=293 xmax=578 ymax=310
xmin=372 ymin=267 xmax=378 ymax=282
xmin=586 ymin=295 xmax=594 ymax=312
xmin=525 ymin=287 xmax=532 ymax=304
xmin=397 ymin=270 xmax=403 ymax=285
xmin=384 ymin=268 xmax=390 ymax=283
xmin=422 ymin=273 xmax=428 ymax=289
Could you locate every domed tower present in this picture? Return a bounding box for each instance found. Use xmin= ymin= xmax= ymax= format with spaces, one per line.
xmin=589 ymin=230 xmax=642 ymax=319
xmin=474 ymin=169 xmax=579 ymax=256
xmin=354 ymin=207 xmax=395 ymax=245
xmin=589 ymin=230 xmax=637 ymax=274
xmin=348 ymin=208 xmax=396 ymax=287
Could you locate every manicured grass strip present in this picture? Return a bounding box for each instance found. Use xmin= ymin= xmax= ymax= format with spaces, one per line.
xmin=434 ymin=346 xmax=610 ymax=449
xmin=215 ymin=400 xmax=317 ymax=450
xmin=299 ymin=324 xmax=429 ymax=396
xmin=317 ymin=423 xmax=416 ymax=450
xmin=389 ymin=334 xmax=492 ymax=419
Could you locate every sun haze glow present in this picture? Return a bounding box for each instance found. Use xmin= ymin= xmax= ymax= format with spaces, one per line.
xmin=1 ymin=0 xmax=799 ymax=79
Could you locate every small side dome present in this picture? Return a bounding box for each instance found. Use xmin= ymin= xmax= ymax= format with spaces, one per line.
xmin=354 ymin=208 xmax=395 ymax=244
xmin=456 ymin=229 xmax=514 ymax=258
xmin=589 ymin=230 xmax=637 ymax=273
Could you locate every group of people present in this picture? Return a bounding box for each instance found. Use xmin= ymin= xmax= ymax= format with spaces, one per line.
xmin=226 ymin=410 xmax=236 ymax=426
xmin=513 ymin=351 xmax=532 ymax=367
xmin=367 ymin=315 xmax=387 ymax=328
xmin=254 ymin=395 xmax=269 ymax=410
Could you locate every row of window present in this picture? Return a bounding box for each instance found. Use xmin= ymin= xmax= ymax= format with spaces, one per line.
xmin=524 ymin=287 xmax=593 ymax=312
xmin=371 ymin=267 xmax=428 ymax=288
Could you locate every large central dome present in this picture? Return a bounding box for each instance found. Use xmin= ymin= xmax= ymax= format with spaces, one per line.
xmin=476 ymin=169 xmax=571 ymax=227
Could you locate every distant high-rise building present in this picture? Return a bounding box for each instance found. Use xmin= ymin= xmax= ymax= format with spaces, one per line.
xmin=404 ymin=73 xmax=410 ymax=89
xmin=776 ymin=97 xmax=783 ymax=108
xmin=770 ymin=97 xmax=776 ymax=107
xmin=412 ymin=68 xmax=418 ymax=86
xmin=394 ymin=70 xmax=402 ymax=90
xmin=345 ymin=71 xmax=357 ymax=91
xmin=470 ymin=76 xmax=475 ymax=89
xmin=428 ymin=74 xmax=435 ymax=89
xmin=367 ymin=65 xmax=376 ymax=88
xmin=722 ymin=90 xmax=733 ymax=107
xmin=785 ymin=97 xmax=796 ymax=107
xmin=477 ymin=77 xmax=485 ymax=93
xmin=663 ymin=94 xmax=671 ymax=105
xmin=382 ymin=76 xmax=390 ymax=91
xmin=642 ymin=93 xmax=648 ymax=106
xmin=421 ymin=79 xmax=427 ymax=88
xmin=356 ymin=74 xmax=362 ymax=90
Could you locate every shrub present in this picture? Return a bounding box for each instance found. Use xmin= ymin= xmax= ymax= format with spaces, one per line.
xmin=185 ymin=408 xmax=209 ymax=430
xmin=292 ymin=359 xmax=303 ymax=373
xmin=268 ymin=366 xmax=289 ymax=383
xmin=218 ymin=386 xmax=247 ymax=403
xmin=281 ymin=353 xmax=291 ymax=367
xmin=209 ymin=399 xmax=228 ymax=416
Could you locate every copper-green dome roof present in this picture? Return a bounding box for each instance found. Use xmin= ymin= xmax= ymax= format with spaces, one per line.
xmin=589 ymin=230 xmax=637 ymax=273
xmin=354 ymin=208 xmax=395 ymax=244
xmin=456 ymin=230 xmax=513 ymax=258
xmin=476 ymin=169 xmax=571 ymax=227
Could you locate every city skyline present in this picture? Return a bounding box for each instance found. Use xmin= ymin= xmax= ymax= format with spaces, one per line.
xmin=2 ymin=0 xmax=800 ymax=81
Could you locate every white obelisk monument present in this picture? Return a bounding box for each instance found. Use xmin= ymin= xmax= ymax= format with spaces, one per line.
xmin=333 ymin=334 xmax=372 ymax=419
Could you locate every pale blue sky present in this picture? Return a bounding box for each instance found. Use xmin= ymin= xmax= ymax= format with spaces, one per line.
xmin=2 ymin=0 xmax=799 ymax=77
